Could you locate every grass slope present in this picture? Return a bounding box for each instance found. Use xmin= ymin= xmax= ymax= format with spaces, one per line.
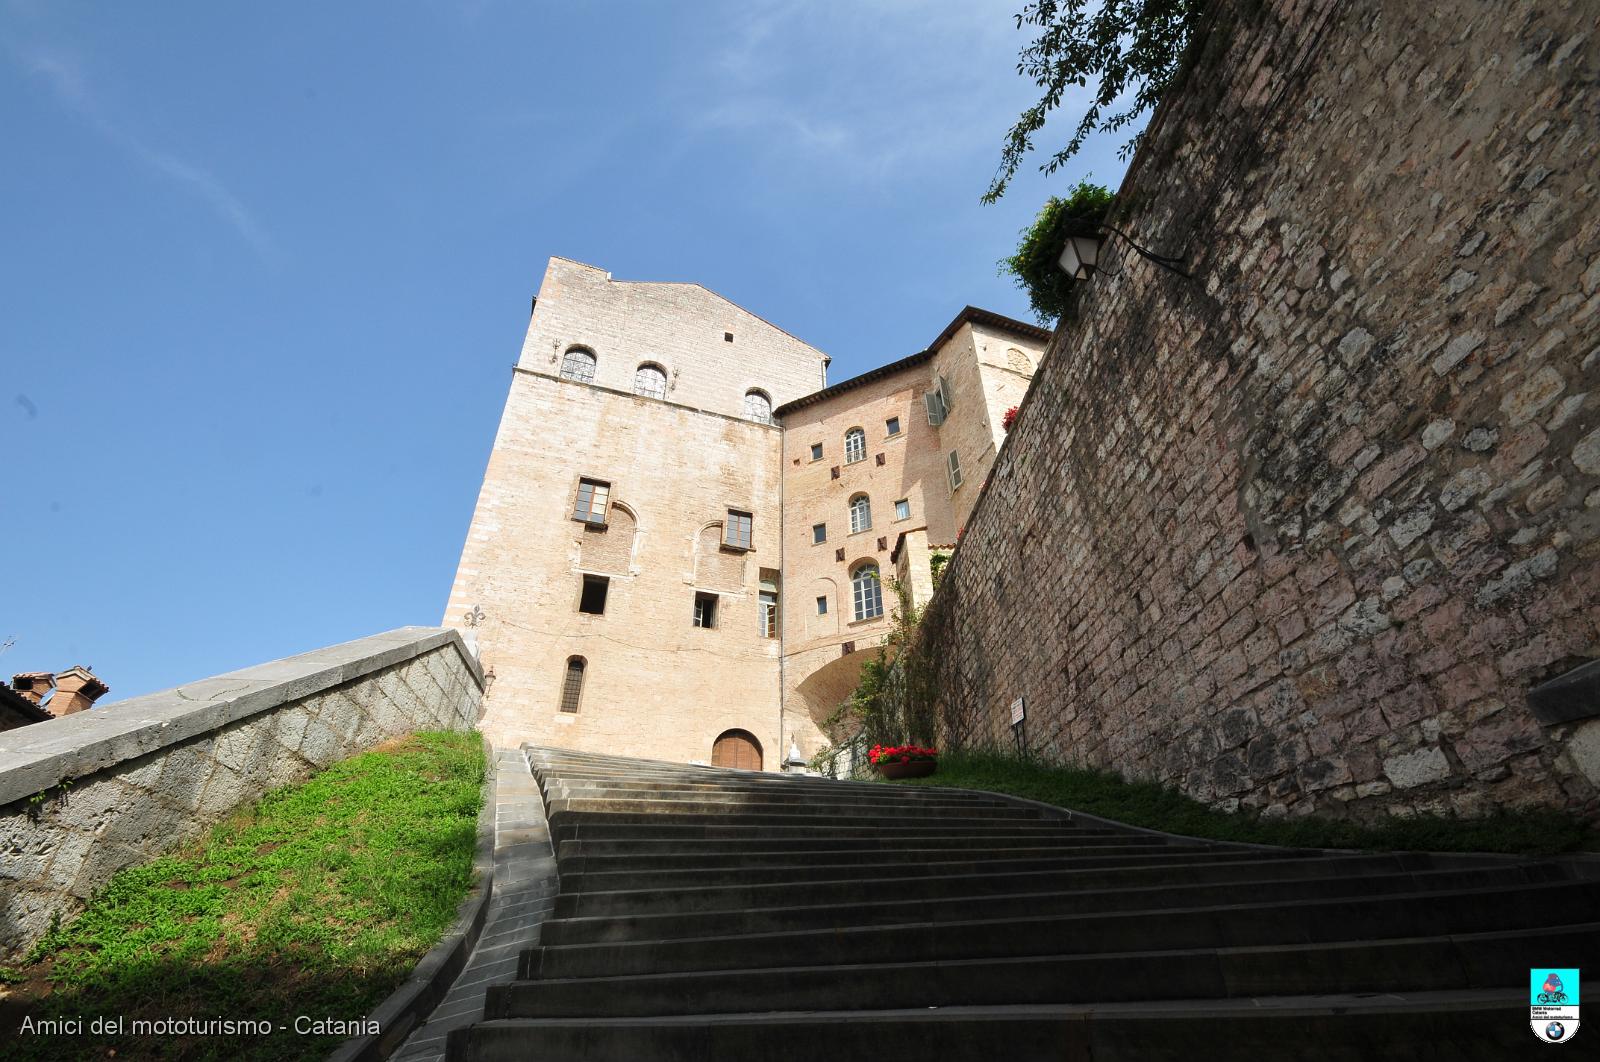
xmin=1 ymin=730 xmax=485 ymax=1062
xmin=894 ymin=750 xmax=1596 ymax=854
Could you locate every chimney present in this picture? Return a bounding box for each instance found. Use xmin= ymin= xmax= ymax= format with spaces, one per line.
xmin=48 ymin=666 xmax=109 ymax=716
xmin=11 ymin=672 xmax=55 ymax=706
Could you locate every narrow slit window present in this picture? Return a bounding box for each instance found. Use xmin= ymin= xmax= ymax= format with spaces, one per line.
xmin=559 ymin=657 xmax=586 ymax=713
xmin=816 ymin=595 xmax=828 ymax=615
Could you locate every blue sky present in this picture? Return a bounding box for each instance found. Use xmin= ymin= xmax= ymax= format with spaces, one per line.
xmin=2 ymin=0 xmax=1141 ymax=700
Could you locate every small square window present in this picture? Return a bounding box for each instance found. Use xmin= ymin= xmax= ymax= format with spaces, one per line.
xmin=810 ymin=443 xmax=823 ymax=461
xmin=885 ymin=416 xmax=901 ymax=436
xmin=812 ymin=523 xmax=827 ymax=544
xmin=578 ymin=574 xmax=609 ymax=615
xmin=694 ymin=592 xmax=718 ymax=629
xmin=724 ymin=331 xmax=734 ymax=342
xmin=816 ymin=596 xmax=828 ymax=615
xmin=724 ymin=510 xmax=753 ymax=551
xmin=894 ymin=499 xmax=911 ymax=521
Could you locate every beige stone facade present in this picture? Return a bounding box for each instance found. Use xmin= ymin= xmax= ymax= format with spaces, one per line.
xmin=445 ymin=257 xmax=1045 ymax=768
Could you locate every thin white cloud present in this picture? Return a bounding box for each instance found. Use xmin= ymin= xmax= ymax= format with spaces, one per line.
xmin=16 ymin=45 xmax=273 ymax=256
xmin=677 ymin=0 xmax=1077 ymax=186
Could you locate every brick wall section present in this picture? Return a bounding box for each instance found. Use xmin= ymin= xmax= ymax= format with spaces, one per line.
xmin=923 ymin=0 xmax=1600 ymax=820
xmin=0 ymin=628 xmax=483 ymax=959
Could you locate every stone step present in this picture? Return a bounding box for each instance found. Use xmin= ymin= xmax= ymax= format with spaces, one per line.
xmin=554 ymin=844 xmax=1274 ymax=895
xmin=553 ymin=850 xmax=1407 ymax=918
xmin=550 ymin=806 xmax=1049 ymax=831
xmin=554 ymin=828 xmax=1130 ymax=860
xmin=495 ymin=921 xmax=1596 ymax=1018
xmin=550 ymin=820 xmax=1093 ymax=843
xmin=527 ymin=879 xmax=1600 ymax=979
xmin=543 ymin=786 xmax=1025 ymax=813
xmin=538 ymin=861 xmax=1567 ymax=945
xmin=557 ymin=838 xmax=1182 ymax=874
xmin=449 ymin=989 xmax=1536 ymax=1062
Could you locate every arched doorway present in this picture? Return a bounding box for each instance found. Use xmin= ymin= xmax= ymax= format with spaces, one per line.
xmin=711 ymin=729 xmax=763 ymax=771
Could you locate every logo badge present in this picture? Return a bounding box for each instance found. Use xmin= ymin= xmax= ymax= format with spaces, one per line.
xmin=1531 ymin=968 xmax=1580 ymax=1044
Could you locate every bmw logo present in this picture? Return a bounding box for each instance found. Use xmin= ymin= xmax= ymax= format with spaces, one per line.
xmin=1547 ymin=1021 xmax=1566 ymax=1041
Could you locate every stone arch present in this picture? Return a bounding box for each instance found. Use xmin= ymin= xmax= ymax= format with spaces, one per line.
xmin=809 ymin=576 xmax=840 ymax=637
xmin=695 ymin=522 xmax=745 ymax=592
xmin=1006 ymin=347 xmax=1033 ymax=374
xmin=580 ymin=501 xmax=637 ymax=575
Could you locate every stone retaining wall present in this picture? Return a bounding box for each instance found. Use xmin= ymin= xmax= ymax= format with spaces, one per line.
xmin=0 ymin=627 xmax=484 ymax=958
xmin=922 ymin=0 xmax=1600 ymax=821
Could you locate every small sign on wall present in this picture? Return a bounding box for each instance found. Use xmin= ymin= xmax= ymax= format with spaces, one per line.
xmin=1010 ymin=696 xmax=1026 ymax=755
xmin=1010 ymin=697 xmax=1026 ymax=725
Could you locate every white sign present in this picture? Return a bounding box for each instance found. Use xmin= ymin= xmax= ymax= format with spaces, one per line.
xmin=1010 ymin=697 xmax=1026 ymax=725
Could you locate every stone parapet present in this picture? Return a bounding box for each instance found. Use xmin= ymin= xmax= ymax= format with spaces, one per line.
xmin=0 ymin=626 xmax=485 ymax=959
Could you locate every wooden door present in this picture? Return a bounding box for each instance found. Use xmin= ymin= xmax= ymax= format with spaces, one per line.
xmin=711 ymin=730 xmax=762 ymax=771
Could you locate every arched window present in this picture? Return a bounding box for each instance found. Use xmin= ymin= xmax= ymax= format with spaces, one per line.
xmin=633 ymin=363 xmax=667 ymax=399
xmin=848 ymin=494 xmax=872 ymax=534
xmin=744 ymin=389 xmax=773 ymax=424
xmin=852 ymin=562 xmax=883 ymax=621
xmin=558 ymin=656 xmax=586 ymax=713
xmin=844 ymin=427 xmax=866 ymax=464
xmin=560 ymin=347 xmax=596 ymax=383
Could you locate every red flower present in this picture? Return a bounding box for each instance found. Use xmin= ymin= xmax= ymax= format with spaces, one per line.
xmin=1002 ymin=406 xmax=1019 ymax=432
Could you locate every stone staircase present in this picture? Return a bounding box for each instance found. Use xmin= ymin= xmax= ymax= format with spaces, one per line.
xmin=445 ymin=746 xmax=1598 ymax=1060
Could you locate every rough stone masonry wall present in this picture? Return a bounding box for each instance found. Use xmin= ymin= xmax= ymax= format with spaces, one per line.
xmin=924 ymin=0 xmax=1600 ymax=821
xmin=0 ymin=627 xmax=484 ymax=959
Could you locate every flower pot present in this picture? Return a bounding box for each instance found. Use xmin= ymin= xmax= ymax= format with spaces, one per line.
xmin=875 ymin=759 xmax=936 ymax=780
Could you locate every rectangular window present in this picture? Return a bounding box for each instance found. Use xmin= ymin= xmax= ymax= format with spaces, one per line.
xmin=947 ymin=450 xmax=963 ymax=492
xmin=885 ymin=416 xmax=901 ymax=437
xmin=572 ymin=478 xmax=610 ymax=524
xmin=578 ymin=574 xmax=609 ymax=615
xmin=694 ymin=592 xmax=718 ymax=629
xmin=816 ymin=596 xmax=828 ymax=615
xmin=894 ymin=499 xmax=911 ymax=521
xmin=812 ymin=523 xmax=827 ymax=544
xmin=810 ymin=443 xmax=823 ymax=461
xmin=724 ymin=510 xmax=753 ymax=551
xmin=924 ymin=381 xmax=948 ymax=425
xmin=759 ymin=590 xmax=779 ymax=638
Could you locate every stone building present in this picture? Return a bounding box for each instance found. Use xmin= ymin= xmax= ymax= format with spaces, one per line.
xmin=444 ymin=256 xmax=1046 ymax=768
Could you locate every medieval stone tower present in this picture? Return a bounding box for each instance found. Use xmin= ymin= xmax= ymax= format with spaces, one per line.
xmin=445 ymin=255 xmax=1046 ymax=768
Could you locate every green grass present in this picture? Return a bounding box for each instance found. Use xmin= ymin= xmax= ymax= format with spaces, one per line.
xmin=891 ymin=749 xmax=1596 ymax=855
xmin=1 ymin=730 xmax=485 ymax=1062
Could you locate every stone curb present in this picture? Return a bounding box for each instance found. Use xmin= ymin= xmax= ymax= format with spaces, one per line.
xmin=327 ymin=736 xmax=498 ymax=1062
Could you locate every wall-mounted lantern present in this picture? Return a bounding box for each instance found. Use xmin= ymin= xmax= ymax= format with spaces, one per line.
xmin=1058 ymin=223 xmax=1188 ymax=279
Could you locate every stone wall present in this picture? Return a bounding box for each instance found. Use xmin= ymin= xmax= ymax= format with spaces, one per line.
xmin=924 ymin=0 xmax=1600 ymax=821
xmin=0 ymin=627 xmax=484 ymax=959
